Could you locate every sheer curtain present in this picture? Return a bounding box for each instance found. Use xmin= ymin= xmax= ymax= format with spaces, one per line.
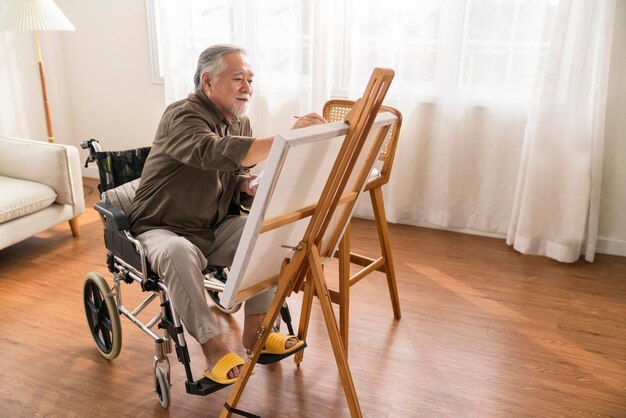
xmin=154 ymin=0 xmax=615 ymax=262
xmin=506 ymin=0 xmax=615 ymax=262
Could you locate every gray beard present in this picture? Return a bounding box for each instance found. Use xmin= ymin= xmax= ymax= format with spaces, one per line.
xmin=231 ymin=101 xmax=249 ymax=117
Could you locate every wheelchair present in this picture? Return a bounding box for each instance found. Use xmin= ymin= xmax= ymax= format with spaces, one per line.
xmin=80 ymin=139 xmax=294 ymax=409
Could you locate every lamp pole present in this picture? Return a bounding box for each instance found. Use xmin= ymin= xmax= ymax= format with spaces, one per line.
xmin=34 ymin=31 xmax=55 ymax=143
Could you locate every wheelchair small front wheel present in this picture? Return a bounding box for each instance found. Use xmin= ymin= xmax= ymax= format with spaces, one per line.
xmin=207 ymin=290 xmax=242 ymax=314
xmin=154 ymin=366 xmax=170 ymax=408
xmin=83 ymin=272 xmax=122 ymax=360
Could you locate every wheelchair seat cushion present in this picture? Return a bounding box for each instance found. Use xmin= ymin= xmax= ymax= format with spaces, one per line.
xmin=104 ymin=178 xmax=140 ymax=215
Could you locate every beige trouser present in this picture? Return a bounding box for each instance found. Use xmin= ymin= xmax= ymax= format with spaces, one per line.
xmin=137 ymin=216 xmax=274 ymax=344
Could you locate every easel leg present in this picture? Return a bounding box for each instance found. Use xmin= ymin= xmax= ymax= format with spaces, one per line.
xmin=309 ymin=246 xmax=362 ymax=418
xmin=338 ymin=225 xmax=351 ymax=354
xmin=220 ymin=260 xmax=302 ymax=418
xmin=370 ymin=188 xmax=401 ymax=319
xmin=294 ymin=272 xmax=314 ymax=365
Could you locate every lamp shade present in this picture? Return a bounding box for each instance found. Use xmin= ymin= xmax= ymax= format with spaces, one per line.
xmin=0 ymin=0 xmax=75 ymax=31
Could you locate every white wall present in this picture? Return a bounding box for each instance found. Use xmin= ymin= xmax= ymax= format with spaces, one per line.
xmin=597 ymin=0 xmax=626 ymax=256
xmin=0 ymin=0 xmax=623 ymax=257
xmin=58 ymin=0 xmax=166 ymax=178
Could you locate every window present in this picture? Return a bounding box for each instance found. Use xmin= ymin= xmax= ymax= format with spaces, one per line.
xmin=339 ymin=0 xmax=558 ymax=102
xmin=148 ymin=0 xmax=558 ymax=105
xmin=146 ymin=0 xmax=163 ymax=84
xmin=458 ymin=0 xmax=558 ymax=98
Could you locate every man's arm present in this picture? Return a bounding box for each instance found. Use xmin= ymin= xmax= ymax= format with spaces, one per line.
xmin=241 ymin=136 xmax=273 ymax=167
xmin=241 ymin=112 xmax=327 ymax=167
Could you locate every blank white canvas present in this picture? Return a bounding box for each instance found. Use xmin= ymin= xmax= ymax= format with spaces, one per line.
xmin=221 ymin=112 xmax=397 ymax=308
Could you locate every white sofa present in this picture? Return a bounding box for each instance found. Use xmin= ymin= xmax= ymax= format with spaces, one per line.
xmin=0 ymin=137 xmax=85 ymax=250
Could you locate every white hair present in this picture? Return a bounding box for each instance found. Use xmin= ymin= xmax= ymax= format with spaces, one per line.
xmin=193 ymin=44 xmax=247 ymax=91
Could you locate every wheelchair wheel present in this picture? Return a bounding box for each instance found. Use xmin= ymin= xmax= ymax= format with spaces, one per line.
xmin=207 ymin=290 xmax=242 ymax=314
xmin=154 ymin=366 xmax=170 ymax=408
xmin=83 ymin=272 xmax=122 ymax=360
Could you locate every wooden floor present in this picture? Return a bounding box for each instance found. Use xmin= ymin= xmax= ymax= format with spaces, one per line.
xmin=0 ymin=177 xmax=625 ymax=418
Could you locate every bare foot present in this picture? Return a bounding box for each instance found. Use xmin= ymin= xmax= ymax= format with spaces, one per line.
xmin=201 ymin=335 xmax=240 ymax=379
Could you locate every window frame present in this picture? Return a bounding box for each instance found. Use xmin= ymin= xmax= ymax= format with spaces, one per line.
xmin=146 ymin=0 xmax=164 ymax=85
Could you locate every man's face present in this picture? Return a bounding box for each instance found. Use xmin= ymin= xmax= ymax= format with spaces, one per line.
xmin=203 ymin=52 xmax=254 ymax=120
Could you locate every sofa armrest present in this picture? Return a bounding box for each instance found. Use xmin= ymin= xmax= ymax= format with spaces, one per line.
xmin=0 ymin=137 xmax=85 ymax=217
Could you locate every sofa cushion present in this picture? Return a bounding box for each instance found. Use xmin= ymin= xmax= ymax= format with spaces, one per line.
xmin=0 ymin=176 xmax=58 ymax=223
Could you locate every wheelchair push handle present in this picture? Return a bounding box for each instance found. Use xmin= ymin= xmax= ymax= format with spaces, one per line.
xmin=80 ymin=138 xmax=102 ymax=168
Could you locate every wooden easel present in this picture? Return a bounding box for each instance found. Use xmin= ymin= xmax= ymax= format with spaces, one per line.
xmin=220 ymin=68 xmax=395 ymax=418
xmin=323 ymin=99 xmax=403 ymax=354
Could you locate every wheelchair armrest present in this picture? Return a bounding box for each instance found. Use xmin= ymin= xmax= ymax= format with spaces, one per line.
xmin=94 ymin=201 xmax=131 ymax=231
xmin=94 ymin=201 xmax=145 ymax=273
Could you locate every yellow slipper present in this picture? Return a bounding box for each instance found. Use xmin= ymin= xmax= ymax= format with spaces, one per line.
xmin=258 ymin=333 xmax=306 ymax=365
xmin=203 ymin=352 xmax=248 ymax=385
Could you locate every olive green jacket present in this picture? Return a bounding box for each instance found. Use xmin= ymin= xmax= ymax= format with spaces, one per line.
xmin=130 ymin=90 xmax=254 ymax=255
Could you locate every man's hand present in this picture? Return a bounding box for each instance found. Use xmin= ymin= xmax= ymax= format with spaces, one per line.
xmin=292 ymin=112 xmax=327 ymax=129
xmin=240 ymin=175 xmax=259 ymax=196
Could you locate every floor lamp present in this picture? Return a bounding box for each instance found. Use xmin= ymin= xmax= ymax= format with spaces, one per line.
xmin=0 ymin=0 xmax=75 ymax=143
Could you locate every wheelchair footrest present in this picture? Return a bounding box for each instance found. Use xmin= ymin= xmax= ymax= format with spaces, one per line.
xmin=185 ymin=377 xmax=230 ymax=396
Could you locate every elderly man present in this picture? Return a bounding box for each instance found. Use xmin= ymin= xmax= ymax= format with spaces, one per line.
xmin=129 ymin=44 xmax=325 ymax=384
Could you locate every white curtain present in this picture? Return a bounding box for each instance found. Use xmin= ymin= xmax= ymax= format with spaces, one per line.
xmin=154 ymin=0 xmax=615 ymax=263
xmin=506 ymin=0 xmax=615 ymax=262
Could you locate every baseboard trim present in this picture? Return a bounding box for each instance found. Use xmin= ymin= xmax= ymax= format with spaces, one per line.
xmin=596 ymin=237 xmax=626 ymax=257
xmin=361 ymin=215 xmax=626 ymax=259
